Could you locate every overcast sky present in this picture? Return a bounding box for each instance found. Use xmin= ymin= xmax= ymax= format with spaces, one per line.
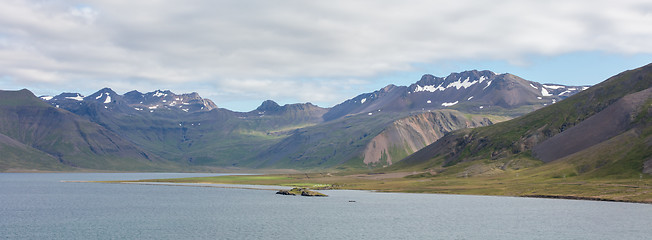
xmin=1 ymin=0 xmax=651 ymax=111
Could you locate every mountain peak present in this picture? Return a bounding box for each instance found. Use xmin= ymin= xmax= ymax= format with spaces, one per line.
xmin=256 ymin=100 xmax=281 ymax=112
xmin=382 ymin=84 xmax=398 ymax=92
xmin=1 ymin=89 xmax=49 ymax=107
xmin=86 ymin=87 xmax=118 ymax=104
xmin=150 ymin=89 xmax=173 ymax=97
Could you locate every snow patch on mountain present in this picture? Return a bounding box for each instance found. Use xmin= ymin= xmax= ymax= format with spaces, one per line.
xmin=441 ymin=101 xmax=459 ymax=107
xmin=543 ymin=84 xmax=565 ymax=89
xmin=152 ymin=91 xmax=166 ymax=97
xmin=541 ymin=88 xmax=552 ymax=97
xmin=104 ymin=95 xmax=111 ymax=104
xmin=483 ymin=80 xmax=492 ymax=90
xmin=415 ymin=75 xmax=489 ymax=93
xmin=447 ymin=77 xmax=477 ymax=90
xmin=558 ymin=90 xmax=572 ymax=96
xmin=414 ymin=83 xmax=445 ymax=93
xmin=65 ymin=94 xmax=84 ymax=101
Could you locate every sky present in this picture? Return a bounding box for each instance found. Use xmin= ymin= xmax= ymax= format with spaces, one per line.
xmin=1 ymin=0 xmax=651 ymax=112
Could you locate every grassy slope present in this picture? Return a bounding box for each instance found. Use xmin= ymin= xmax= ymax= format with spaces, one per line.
xmin=0 ymin=133 xmax=73 ymax=172
xmin=395 ymin=63 xmax=652 ymax=168
xmin=78 ymin=104 xmax=323 ymax=168
xmin=0 ymin=90 xmax=183 ymax=172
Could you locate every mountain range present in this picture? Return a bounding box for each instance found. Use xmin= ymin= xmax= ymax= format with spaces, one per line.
xmin=394 ymin=63 xmax=652 ymax=180
xmin=0 ymin=68 xmax=606 ymax=172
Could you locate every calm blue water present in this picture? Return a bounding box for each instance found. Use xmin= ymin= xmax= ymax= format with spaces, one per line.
xmin=2 ymin=173 xmax=652 ymax=239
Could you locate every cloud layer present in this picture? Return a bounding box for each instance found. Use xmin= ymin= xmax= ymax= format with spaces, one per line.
xmin=1 ymin=0 xmax=651 ymax=110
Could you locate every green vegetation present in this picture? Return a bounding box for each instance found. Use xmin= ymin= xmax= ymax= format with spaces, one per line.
xmin=137 ymin=160 xmax=652 ymax=203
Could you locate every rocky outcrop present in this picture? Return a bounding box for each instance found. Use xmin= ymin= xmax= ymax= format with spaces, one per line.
xmin=276 ymin=188 xmax=327 ymax=197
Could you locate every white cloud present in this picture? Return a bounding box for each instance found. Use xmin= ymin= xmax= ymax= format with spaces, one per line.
xmin=68 ymin=6 xmax=99 ymax=24
xmin=1 ymin=0 xmax=651 ymax=110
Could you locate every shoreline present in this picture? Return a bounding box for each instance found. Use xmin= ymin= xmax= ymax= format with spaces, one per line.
xmin=520 ymin=194 xmax=652 ymax=204
xmin=67 ymin=180 xmax=652 ymax=205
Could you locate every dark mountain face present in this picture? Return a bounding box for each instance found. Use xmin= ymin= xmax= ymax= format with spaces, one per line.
xmin=395 ymin=63 xmax=652 ymax=178
xmin=256 ymin=100 xmax=282 ymax=113
xmin=44 ymin=88 xmax=218 ymax=117
xmin=322 ymin=85 xmax=408 ymax=121
xmin=0 ymin=89 xmax=175 ymax=171
xmin=324 ymin=70 xmax=588 ymax=121
xmin=121 ymin=90 xmax=218 ymax=113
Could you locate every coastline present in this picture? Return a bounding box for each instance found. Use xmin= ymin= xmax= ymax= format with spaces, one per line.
xmin=70 ymin=178 xmax=652 ymax=205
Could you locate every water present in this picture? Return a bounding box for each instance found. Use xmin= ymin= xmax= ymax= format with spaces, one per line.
xmin=2 ymin=173 xmax=652 ymax=239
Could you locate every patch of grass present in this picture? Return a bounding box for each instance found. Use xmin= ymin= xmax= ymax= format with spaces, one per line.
xmin=139 ymin=151 xmax=652 ymax=203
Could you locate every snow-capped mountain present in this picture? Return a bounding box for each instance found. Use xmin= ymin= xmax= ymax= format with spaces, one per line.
xmin=323 ymin=70 xmax=589 ymax=120
xmin=122 ymin=89 xmax=217 ymax=113
xmin=43 ymin=88 xmax=217 ymax=114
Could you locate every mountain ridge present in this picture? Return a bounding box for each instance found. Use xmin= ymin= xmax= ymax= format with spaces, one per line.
xmin=0 ymin=89 xmax=179 ymax=171
xmin=5 ymin=68 xmax=593 ymax=171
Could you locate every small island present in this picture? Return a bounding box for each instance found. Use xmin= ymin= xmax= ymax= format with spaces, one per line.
xmin=276 ymin=187 xmax=328 ymax=197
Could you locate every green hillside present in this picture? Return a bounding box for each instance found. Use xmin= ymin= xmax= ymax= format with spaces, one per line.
xmin=0 ymin=90 xmax=181 ymax=171
xmin=395 ymin=63 xmax=652 ymax=170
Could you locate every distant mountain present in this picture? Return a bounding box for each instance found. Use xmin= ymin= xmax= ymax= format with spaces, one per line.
xmin=0 ymin=89 xmax=178 ymax=171
xmin=6 ymin=68 xmax=592 ymax=172
xmin=122 ymin=89 xmax=218 ymax=113
xmin=395 ymin=63 xmax=652 ymax=179
xmin=323 ymin=70 xmax=588 ymax=121
xmin=43 ymin=88 xmax=218 ymax=115
xmin=41 ymin=90 xmax=329 ymax=168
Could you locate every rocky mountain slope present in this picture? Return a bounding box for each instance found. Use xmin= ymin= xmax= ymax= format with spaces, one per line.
xmin=395 ymin=63 xmax=652 ymax=179
xmin=362 ymin=110 xmax=496 ymax=166
xmin=251 ymin=110 xmax=498 ymax=170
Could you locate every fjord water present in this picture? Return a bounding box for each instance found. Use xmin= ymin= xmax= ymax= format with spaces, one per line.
xmin=2 ymin=173 xmax=652 ymax=239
